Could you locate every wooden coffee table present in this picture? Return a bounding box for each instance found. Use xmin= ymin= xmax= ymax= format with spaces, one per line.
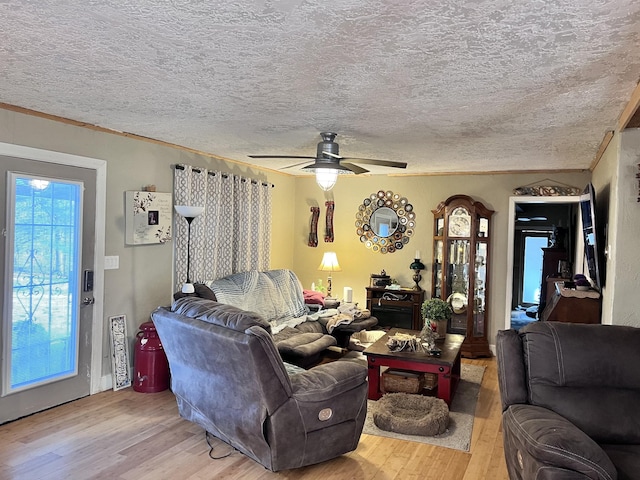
xmin=363 ymin=328 xmax=464 ymax=406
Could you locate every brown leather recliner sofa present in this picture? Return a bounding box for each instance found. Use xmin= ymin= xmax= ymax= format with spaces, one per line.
xmin=497 ymin=321 xmax=640 ymax=480
xmin=151 ymin=297 xmax=368 ymax=471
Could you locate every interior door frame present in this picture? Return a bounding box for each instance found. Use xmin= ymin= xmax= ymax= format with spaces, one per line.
xmin=0 ymin=142 xmax=106 ymax=394
xmin=504 ymin=195 xmax=581 ymax=330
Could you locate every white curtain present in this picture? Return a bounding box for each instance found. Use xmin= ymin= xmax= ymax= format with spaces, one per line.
xmin=173 ymin=165 xmax=271 ymax=290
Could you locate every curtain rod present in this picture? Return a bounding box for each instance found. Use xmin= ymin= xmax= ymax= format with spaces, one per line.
xmin=174 ymin=164 xmax=274 ymax=188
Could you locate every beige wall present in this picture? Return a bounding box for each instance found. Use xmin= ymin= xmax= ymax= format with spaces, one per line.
xmin=593 ymin=128 xmax=640 ymax=326
xmin=291 ymin=170 xmax=591 ymax=348
xmin=0 ymin=109 xmax=295 ymax=378
xmin=3 ymin=106 xmax=617 ymax=376
xmin=614 ymin=129 xmax=640 ymax=325
xmin=591 ymin=132 xmax=619 ymax=324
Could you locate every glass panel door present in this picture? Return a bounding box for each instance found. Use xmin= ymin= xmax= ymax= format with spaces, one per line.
xmin=5 ymin=173 xmax=82 ymax=393
xmin=1 ymin=155 xmax=96 ymax=425
xmin=522 ymin=236 xmax=549 ymax=305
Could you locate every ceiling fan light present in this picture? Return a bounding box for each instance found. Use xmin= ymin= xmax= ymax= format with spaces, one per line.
xmin=315 ymin=169 xmax=339 ymax=191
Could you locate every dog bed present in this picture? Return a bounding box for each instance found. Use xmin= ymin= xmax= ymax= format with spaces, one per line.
xmin=373 ymin=392 xmax=449 ymax=436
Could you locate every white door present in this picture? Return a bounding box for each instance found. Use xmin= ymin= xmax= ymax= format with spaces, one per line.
xmin=1 ymin=156 xmax=96 ymax=424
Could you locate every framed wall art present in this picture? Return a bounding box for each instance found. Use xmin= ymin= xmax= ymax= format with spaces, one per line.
xmin=125 ymin=191 xmax=172 ymax=244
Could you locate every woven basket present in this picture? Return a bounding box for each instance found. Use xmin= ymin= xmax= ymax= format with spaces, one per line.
xmin=423 ymin=372 xmax=438 ymax=390
xmin=382 ymin=369 xmax=438 ymax=393
xmin=382 ymin=370 xmax=423 ymax=394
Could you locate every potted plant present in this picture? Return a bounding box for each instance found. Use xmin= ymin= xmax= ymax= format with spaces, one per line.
xmin=421 ymin=298 xmax=452 ymax=340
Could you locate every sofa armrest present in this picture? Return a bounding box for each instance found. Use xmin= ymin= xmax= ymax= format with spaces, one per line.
xmin=266 ymin=360 xmax=367 ymax=470
xmin=283 ymin=361 xmax=367 ymax=441
xmin=290 ymin=361 xmax=367 ymax=402
xmin=503 ymin=404 xmax=616 ymax=480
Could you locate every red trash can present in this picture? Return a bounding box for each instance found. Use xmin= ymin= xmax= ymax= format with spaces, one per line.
xmin=133 ymin=320 xmax=170 ymax=393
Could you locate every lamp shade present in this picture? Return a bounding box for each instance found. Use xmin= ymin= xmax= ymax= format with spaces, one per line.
xmin=410 ymin=260 xmax=425 ymax=270
xmin=315 ymin=169 xmax=339 ymax=191
xmin=174 ymin=205 xmax=205 ymax=218
xmin=302 ymin=160 xmax=353 ymax=191
xmin=318 ymin=252 xmax=342 ymax=272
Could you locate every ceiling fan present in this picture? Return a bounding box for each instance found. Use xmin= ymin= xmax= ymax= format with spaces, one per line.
xmin=248 ymin=132 xmax=407 ymax=191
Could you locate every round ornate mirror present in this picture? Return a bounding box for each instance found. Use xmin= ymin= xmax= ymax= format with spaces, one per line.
xmin=355 ymin=190 xmax=416 ymax=254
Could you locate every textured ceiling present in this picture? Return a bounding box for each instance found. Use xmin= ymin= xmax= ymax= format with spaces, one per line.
xmin=2 ymin=0 xmax=640 ymax=175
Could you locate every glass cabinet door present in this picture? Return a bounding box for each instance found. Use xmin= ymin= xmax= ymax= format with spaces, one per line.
xmin=447 ymin=239 xmax=470 ymax=334
xmin=472 ymin=241 xmax=488 ymax=337
xmin=433 ymin=238 xmax=443 ymax=298
xmin=431 ymin=195 xmax=494 ymax=358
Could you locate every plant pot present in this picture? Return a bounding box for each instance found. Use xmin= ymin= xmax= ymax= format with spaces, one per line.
xmin=435 ymin=320 xmax=447 ymax=341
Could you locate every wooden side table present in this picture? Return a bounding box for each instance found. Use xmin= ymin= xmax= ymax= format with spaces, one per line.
xmin=541 ymin=281 xmax=601 ymax=324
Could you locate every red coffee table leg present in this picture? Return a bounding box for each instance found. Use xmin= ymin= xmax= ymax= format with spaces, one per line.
xmin=367 ymin=360 xmax=382 ymax=400
xmin=438 ymin=369 xmax=452 ymax=406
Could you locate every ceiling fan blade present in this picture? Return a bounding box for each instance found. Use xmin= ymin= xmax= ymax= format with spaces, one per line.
xmin=281 ymin=161 xmax=312 ymax=170
xmin=341 ymin=157 xmax=407 ymax=169
xmin=248 ymin=155 xmax=315 ymax=159
xmin=341 ymin=162 xmax=369 ymax=174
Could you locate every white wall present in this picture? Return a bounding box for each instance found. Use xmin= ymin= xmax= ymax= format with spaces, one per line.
xmin=591 ymin=133 xmax=619 ymax=324
xmin=592 ymin=128 xmax=640 ymax=327
xmin=611 ymin=129 xmax=640 ymax=325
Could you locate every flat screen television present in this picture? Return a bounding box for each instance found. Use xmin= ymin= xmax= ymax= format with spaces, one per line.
xmin=579 ymin=183 xmax=603 ymax=291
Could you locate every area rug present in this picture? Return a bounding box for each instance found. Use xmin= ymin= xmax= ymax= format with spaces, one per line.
xmin=361 ymin=363 xmax=485 ymax=452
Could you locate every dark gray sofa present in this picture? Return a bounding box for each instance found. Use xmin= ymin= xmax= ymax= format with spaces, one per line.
xmin=151 ymin=297 xmax=368 ymax=472
xmin=181 ymin=269 xmax=377 ymax=367
xmin=497 ymin=321 xmax=640 ymax=480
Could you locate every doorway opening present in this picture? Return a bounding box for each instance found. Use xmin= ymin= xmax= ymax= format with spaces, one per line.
xmin=511 ymin=232 xmax=550 ymax=330
xmin=505 ymin=196 xmax=583 ymax=330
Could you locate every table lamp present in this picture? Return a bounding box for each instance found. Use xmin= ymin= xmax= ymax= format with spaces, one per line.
xmin=174 ymin=205 xmax=205 ymax=293
xmin=410 ymin=249 xmax=425 ymax=291
xmin=318 ymin=251 xmax=341 ymax=298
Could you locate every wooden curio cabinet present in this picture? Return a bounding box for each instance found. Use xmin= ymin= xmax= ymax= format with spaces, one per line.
xmin=432 ymin=195 xmax=494 ymax=358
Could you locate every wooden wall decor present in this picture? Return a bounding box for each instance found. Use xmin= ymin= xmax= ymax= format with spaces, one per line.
xmin=325 ymin=201 xmax=335 ymax=242
xmin=309 ymin=206 xmax=320 ymax=247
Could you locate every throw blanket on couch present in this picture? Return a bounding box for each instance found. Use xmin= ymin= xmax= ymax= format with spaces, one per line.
xmin=208 ymin=269 xmax=308 ymax=333
xmin=325 ymin=305 xmax=372 ymax=333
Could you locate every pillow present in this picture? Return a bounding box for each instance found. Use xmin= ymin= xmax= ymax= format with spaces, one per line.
xmin=303 ymin=289 xmax=326 ymax=305
xmin=173 ymin=283 xmax=217 ymax=301
xmin=194 ymin=283 xmax=217 ymax=301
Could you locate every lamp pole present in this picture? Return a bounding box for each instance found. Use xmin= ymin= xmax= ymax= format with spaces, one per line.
xmin=174 ymin=205 xmax=205 ymax=294
xmin=184 ymin=216 xmax=194 ymax=284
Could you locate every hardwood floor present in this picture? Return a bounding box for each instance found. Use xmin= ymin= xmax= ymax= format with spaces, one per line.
xmin=0 ymin=357 xmax=509 ymax=480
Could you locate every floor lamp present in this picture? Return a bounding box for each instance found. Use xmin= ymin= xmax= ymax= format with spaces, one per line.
xmin=174 ymin=205 xmax=205 ymax=293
